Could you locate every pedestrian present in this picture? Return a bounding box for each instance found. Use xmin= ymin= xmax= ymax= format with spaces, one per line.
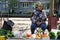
xmin=31 ymin=3 xmax=47 ymax=34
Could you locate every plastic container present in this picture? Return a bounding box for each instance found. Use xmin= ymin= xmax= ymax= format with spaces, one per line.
xmin=0 ymin=36 xmax=6 ymax=40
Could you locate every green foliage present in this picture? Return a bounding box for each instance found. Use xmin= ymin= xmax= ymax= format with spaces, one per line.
xmin=7 ymin=31 xmax=14 ymax=38
xmin=8 ymin=0 xmax=17 ymax=13
xmin=57 ymin=31 xmax=60 ymax=39
xmin=0 ymin=29 xmax=7 ymax=36
xmin=49 ymin=32 xmax=55 ymax=39
xmin=0 ymin=29 xmax=14 ymax=38
xmin=9 ymin=0 xmax=17 ymax=8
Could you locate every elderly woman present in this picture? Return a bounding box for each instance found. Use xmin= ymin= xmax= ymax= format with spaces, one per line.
xmin=31 ymin=3 xmax=47 ymax=34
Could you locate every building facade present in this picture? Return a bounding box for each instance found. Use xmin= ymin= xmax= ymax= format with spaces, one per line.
xmin=0 ymin=0 xmax=50 ymax=17
xmin=17 ymin=0 xmax=50 ymax=13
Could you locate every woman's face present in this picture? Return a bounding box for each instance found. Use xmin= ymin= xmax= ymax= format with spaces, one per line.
xmin=37 ymin=5 xmax=43 ymax=11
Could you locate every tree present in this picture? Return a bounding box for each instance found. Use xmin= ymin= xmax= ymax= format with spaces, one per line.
xmin=8 ymin=0 xmax=17 ymax=13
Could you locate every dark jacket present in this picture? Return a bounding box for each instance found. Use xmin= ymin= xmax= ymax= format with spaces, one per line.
xmin=2 ymin=20 xmax=14 ymax=31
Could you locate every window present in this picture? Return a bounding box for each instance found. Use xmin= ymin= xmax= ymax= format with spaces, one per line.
xmin=22 ymin=3 xmax=29 ymax=8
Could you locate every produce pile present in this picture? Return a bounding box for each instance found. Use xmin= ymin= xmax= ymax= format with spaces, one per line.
xmin=0 ymin=29 xmax=60 ymax=40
